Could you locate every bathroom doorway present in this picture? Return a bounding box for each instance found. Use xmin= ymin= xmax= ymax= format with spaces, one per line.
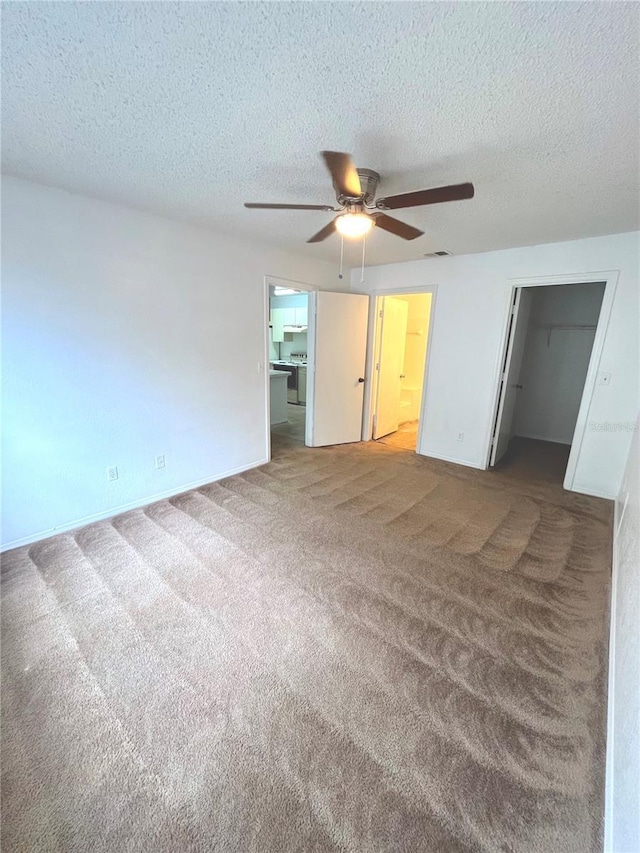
xmin=370 ymin=292 xmax=433 ymax=452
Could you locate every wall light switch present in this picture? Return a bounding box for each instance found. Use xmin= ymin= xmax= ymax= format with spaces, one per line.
xmin=457 ymin=432 xmax=465 ymax=442
xmin=598 ymin=371 xmax=612 ymax=386
xmin=106 ymin=466 xmax=119 ymax=481
xmin=155 ymin=455 xmax=166 ymax=469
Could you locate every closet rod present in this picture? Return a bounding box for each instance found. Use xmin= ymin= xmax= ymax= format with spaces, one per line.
xmin=535 ymin=323 xmax=597 ymax=346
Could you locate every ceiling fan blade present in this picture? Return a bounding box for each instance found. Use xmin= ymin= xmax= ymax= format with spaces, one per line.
xmin=374 ymin=214 xmax=424 ymax=241
xmin=307 ymin=219 xmax=337 ymax=243
xmin=376 ymin=182 xmax=474 ymax=210
xmin=244 ymin=203 xmax=336 ymax=210
xmin=321 ymin=151 xmax=362 ymax=198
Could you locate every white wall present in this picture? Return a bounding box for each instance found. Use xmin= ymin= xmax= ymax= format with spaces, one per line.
xmin=1 ymin=176 xmax=339 ymax=549
xmin=606 ymin=414 xmax=640 ymax=853
xmin=354 ymin=232 xmax=639 ymax=498
xmin=269 ymin=330 xmax=308 ymax=362
xmin=279 ymin=331 xmax=308 ymax=361
xmin=514 ymin=283 xmax=606 ymax=444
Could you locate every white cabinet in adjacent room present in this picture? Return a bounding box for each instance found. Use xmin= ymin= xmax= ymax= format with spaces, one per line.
xmin=269 ymin=370 xmax=290 ymax=424
xmin=271 ymin=308 xmax=285 ymax=342
xmin=272 ymin=306 xmax=307 ymax=338
xmin=298 ymin=366 xmax=307 ymax=405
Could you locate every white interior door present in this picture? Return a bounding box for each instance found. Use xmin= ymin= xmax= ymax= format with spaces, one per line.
xmin=490 ymin=288 xmax=532 ymax=466
xmin=306 ymin=291 xmax=369 ymax=447
xmin=373 ymin=297 xmax=409 ymax=439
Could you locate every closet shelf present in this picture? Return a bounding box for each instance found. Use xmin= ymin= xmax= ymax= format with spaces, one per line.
xmin=535 ymin=323 xmax=597 ymax=346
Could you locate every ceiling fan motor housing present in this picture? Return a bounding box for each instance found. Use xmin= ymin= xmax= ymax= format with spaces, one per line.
xmin=354 ymin=169 xmax=380 ymax=205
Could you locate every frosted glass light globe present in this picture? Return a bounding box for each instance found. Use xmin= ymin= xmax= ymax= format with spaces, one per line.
xmin=335 ymin=213 xmax=374 ymax=238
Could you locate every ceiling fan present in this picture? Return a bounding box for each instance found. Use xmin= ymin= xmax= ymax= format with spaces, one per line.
xmin=244 ymin=151 xmax=474 ymax=243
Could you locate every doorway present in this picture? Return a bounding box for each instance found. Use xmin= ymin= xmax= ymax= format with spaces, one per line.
xmin=370 ymin=292 xmax=433 ymax=452
xmin=265 ymin=279 xmax=370 ymax=455
xmin=267 ymin=280 xmax=311 ymax=447
xmin=489 ymin=281 xmax=607 ymax=486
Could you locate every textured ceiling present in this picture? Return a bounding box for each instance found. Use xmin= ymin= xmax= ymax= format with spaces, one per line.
xmin=2 ymin=2 xmax=639 ymax=266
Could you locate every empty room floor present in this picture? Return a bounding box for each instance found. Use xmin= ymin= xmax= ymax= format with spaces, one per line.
xmin=377 ymin=419 xmax=419 ymax=451
xmin=270 ymin=403 xmax=306 ymax=443
xmin=1 ymin=435 xmax=612 ymax=852
xmin=494 ymin=435 xmax=572 ymax=486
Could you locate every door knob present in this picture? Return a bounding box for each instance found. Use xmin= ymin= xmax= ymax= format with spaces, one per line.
xmin=516 ymin=383 xmax=523 ymax=389
xmin=358 ymin=377 xmax=365 ymax=383
xmin=400 ymin=374 xmax=406 ymax=379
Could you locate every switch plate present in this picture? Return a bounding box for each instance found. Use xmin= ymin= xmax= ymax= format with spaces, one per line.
xmin=106 ymin=466 xmax=119 ymax=481
xmin=457 ymin=432 xmax=464 ymax=442
xmin=598 ymin=371 xmax=612 ymax=386
xmin=155 ymin=454 xmax=166 ymax=469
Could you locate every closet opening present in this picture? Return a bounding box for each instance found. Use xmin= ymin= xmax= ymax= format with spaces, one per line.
xmin=489 ymin=281 xmax=607 ymax=485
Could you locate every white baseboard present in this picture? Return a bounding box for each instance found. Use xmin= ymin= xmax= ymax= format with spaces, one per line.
xmin=568 ymin=483 xmax=615 ymax=500
xmin=514 ymin=431 xmax=571 ymax=445
xmin=417 ymin=450 xmax=615 ymax=497
xmin=1 ymin=457 xmax=268 ymax=553
xmin=417 ymin=449 xmax=486 ymax=470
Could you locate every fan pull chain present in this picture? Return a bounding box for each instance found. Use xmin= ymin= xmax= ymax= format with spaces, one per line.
xmin=360 ymin=233 xmax=367 ymax=283
xmin=338 ymin=233 xmax=345 ymax=280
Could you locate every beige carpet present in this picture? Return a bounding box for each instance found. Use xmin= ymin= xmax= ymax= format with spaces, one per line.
xmin=1 ymin=435 xmax=612 ymax=852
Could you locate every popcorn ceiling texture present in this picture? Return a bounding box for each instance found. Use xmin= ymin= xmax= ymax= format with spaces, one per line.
xmin=2 ymin=1 xmax=639 ymax=265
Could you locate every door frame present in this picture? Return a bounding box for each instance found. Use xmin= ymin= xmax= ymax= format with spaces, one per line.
xmin=361 ymin=285 xmax=438 ymax=451
xmin=484 ymin=271 xmax=619 ymax=490
xmin=263 ymin=275 xmax=318 ymax=461
xmin=489 ymin=287 xmax=533 ymax=467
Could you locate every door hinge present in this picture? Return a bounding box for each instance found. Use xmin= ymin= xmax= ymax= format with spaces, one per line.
xmin=379 ymin=310 xmax=383 ymax=318
xmin=375 ymin=362 xmax=380 ymax=371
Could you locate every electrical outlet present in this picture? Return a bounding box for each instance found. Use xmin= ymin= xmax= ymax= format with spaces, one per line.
xmin=457 ymin=432 xmax=464 ymax=442
xmin=155 ymin=454 xmax=166 ymax=469
xmin=598 ymin=371 xmax=612 ymax=386
xmin=106 ymin=466 xmax=119 ymax=482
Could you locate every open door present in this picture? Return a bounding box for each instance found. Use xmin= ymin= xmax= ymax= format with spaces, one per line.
xmin=306 ymin=291 xmax=369 ymax=447
xmin=490 ymin=288 xmax=532 ymax=466
xmin=373 ymin=297 xmax=409 ymax=439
